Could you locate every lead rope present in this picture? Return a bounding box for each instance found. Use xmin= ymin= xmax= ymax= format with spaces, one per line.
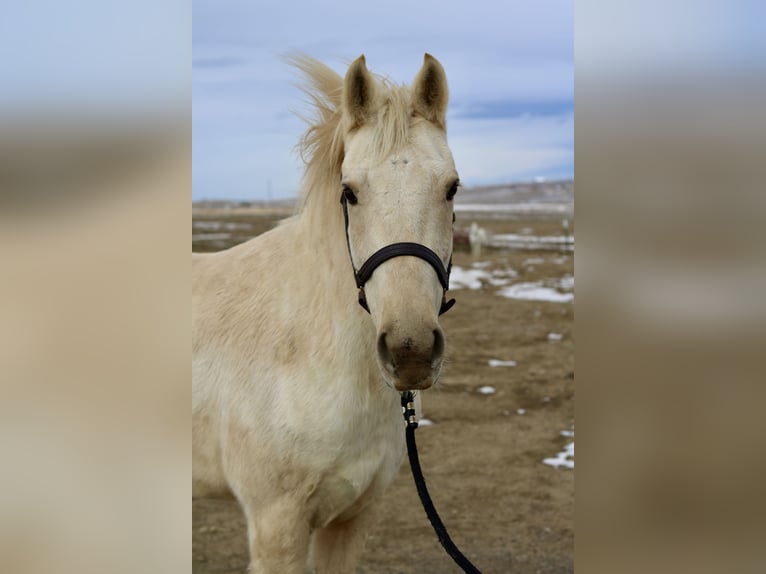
xmin=401 ymin=391 xmax=483 ymax=573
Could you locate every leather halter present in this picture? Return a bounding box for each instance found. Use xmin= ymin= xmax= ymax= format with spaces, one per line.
xmin=340 ymin=193 xmax=456 ymax=315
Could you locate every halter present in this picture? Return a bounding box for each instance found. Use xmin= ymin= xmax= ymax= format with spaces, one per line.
xmin=340 ymin=192 xmax=456 ymax=315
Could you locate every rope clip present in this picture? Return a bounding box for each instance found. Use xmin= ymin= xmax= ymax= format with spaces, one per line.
xmin=400 ymin=391 xmax=419 ymax=429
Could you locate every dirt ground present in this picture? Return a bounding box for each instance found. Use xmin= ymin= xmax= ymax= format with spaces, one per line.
xmin=192 ymin=211 xmax=574 ymax=574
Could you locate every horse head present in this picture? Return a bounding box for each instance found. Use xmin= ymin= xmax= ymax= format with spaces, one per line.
xmin=339 ymin=54 xmax=458 ymax=391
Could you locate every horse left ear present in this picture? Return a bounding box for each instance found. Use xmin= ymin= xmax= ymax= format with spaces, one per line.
xmin=343 ymin=55 xmax=376 ymax=129
xmin=412 ymin=54 xmax=449 ymax=130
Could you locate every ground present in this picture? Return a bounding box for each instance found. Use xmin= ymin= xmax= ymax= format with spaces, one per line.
xmin=192 ymin=209 xmax=574 ymax=574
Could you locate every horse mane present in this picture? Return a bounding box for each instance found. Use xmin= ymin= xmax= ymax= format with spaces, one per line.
xmin=287 ymin=55 xmax=413 ymax=224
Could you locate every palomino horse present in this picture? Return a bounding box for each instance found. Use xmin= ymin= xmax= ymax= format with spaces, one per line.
xmin=193 ymin=54 xmax=459 ymax=573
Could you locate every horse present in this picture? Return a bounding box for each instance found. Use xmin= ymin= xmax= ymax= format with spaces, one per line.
xmin=469 ymin=222 xmax=488 ymax=257
xmin=193 ymin=53 xmax=459 ymax=573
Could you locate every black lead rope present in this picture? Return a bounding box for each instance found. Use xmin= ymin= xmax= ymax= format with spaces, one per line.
xmin=401 ymin=392 xmax=483 ymax=574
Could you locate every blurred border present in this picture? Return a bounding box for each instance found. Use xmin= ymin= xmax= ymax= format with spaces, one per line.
xmin=0 ymin=2 xmax=190 ymax=573
xmin=576 ymin=1 xmax=766 ymax=572
xmin=3 ymin=1 xmax=766 ymax=573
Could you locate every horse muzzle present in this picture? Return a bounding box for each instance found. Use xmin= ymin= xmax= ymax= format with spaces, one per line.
xmin=376 ymin=326 xmax=444 ymax=391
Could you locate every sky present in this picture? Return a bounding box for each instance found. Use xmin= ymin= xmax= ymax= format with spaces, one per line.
xmin=0 ymin=1 xmax=189 ymax=113
xmin=0 ymin=1 xmax=760 ymax=203
xmin=193 ymin=0 xmax=573 ymax=201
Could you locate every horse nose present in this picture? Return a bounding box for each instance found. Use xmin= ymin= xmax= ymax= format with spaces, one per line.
xmin=377 ymin=327 xmax=444 ymax=390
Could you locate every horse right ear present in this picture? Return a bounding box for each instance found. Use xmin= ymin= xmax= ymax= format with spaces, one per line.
xmin=343 ymin=55 xmax=376 ymax=129
xmin=412 ymin=53 xmax=448 ymax=130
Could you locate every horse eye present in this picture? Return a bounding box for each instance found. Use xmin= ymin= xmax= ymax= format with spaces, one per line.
xmin=446 ymin=181 xmax=459 ymax=201
xmin=342 ymin=185 xmax=358 ymax=205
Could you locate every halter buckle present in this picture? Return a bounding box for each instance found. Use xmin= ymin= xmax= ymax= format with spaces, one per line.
xmin=357 ymin=287 xmax=370 ymax=313
xmin=439 ymin=293 xmax=456 ymax=315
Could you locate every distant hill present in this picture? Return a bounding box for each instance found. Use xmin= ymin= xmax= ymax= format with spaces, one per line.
xmin=454 ymin=180 xmax=573 ymax=205
xmin=192 ymin=198 xmax=297 ymax=211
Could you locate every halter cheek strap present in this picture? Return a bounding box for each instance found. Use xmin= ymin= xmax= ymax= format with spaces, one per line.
xmin=340 ymin=193 xmax=456 ymax=315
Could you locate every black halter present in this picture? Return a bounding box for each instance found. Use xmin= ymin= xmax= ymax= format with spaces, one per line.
xmin=340 ymin=193 xmax=456 ymax=315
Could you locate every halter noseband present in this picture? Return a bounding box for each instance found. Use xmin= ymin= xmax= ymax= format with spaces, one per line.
xmin=340 ymin=193 xmax=456 ymax=316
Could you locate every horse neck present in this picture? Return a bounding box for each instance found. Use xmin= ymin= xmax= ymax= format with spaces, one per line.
xmin=294 ymin=191 xmax=386 ymax=392
xmin=296 ymin=189 xmax=367 ymax=329
xmin=291 ymin=188 xmax=403 ymax=407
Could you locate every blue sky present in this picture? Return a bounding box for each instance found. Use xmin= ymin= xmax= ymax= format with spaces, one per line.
xmin=0 ymin=1 xmax=189 ymax=113
xmin=193 ymin=0 xmax=574 ymax=200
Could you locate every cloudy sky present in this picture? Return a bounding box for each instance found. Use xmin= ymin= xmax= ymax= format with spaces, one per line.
xmin=193 ymin=0 xmax=573 ymax=201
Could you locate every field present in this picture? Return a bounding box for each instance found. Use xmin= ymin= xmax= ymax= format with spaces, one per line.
xmin=192 ymin=187 xmax=574 ymax=573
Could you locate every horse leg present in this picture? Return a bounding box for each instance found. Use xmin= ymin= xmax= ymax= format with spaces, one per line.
xmin=243 ymin=496 xmax=312 ymax=574
xmin=309 ymin=503 xmax=378 ymax=574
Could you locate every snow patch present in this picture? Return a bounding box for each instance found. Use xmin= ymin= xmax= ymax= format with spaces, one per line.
xmin=192 ymin=233 xmax=231 ymax=241
xmin=490 ymin=233 xmax=574 ymax=251
xmin=559 ymin=275 xmax=574 ymax=290
xmin=449 ymin=265 xmax=517 ymax=290
xmin=543 ymin=427 xmax=575 ymax=469
xmin=477 ymin=386 xmax=496 ymax=395
xmin=497 ymin=283 xmax=574 ymax=303
xmin=488 ymin=359 xmax=517 ymax=367
xmin=449 ymin=267 xmax=489 ymax=290
xmin=193 ymin=221 xmax=251 ymax=231
xmin=543 ymin=442 xmax=574 ymax=469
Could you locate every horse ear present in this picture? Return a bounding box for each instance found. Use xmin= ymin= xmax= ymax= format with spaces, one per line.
xmin=343 ymin=55 xmax=376 ymax=128
xmin=412 ymin=53 xmax=448 ymax=129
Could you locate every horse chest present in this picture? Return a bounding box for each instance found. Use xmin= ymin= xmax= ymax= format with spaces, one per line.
xmin=304 ymin=404 xmax=404 ymax=527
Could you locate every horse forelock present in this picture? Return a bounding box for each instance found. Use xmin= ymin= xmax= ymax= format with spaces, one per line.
xmin=289 ymin=55 xmax=414 ymax=222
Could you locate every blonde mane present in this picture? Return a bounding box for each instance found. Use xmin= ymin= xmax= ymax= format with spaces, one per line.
xmin=288 ymin=55 xmax=414 ymax=219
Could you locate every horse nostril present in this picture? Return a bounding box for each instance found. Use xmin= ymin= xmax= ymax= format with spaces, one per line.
xmin=431 ymin=329 xmax=445 ymax=366
xmin=377 ymin=332 xmax=395 ymax=370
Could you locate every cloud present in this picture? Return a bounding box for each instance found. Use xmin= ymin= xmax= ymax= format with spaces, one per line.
xmin=192 ymin=57 xmax=246 ymax=70
xmin=452 ymin=99 xmax=574 ymax=120
xmin=449 ymin=114 xmax=574 ymax=184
